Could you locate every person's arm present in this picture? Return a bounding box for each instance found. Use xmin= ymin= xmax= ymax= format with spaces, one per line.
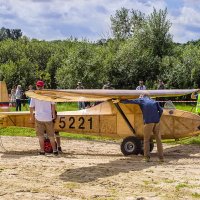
xmin=112 ymin=98 xmax=142 ymax=104
xmin=30 ymin=107 xmax=35 ymax=123
xmin=29 ymin=98 xmax=35 ymax=123
xmin=120 ymin=98 xmax=142 ymax=105
xmin=51 ymin=103 xmax=56 ymax=120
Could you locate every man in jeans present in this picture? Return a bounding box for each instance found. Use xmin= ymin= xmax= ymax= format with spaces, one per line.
xmin=114 ymin=92 xmax=164 ymax=162
xmin=29 ymin=80 xmax=58 ymax=155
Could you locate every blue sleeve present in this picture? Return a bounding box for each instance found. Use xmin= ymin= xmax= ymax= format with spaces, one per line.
xmin=120 ymin=98 xmax=142 ymax=105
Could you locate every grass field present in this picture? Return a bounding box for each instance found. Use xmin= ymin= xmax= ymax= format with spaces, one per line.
xmin=174 ymin=103 xmax=196 ymax=113
xmin=1 ymin=102 xmax=200 ymax=145
xmin=9 ymin=102 xmax=78 ymax=112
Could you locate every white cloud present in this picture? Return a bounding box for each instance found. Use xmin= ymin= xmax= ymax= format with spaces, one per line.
xmin=168 ymin=2 xmax=200 ymax=43
xmin=0 ymin=0 xmax=199 ymax=43
xmin=176 ymin=7 xmax=200 ymax=26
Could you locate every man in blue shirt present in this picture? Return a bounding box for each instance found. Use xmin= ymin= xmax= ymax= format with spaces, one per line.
xmin=115 ymin=92 xmax=164 ymax=162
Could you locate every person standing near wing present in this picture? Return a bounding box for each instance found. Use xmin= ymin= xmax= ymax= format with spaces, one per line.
xmin=76 ymin=81 xmax=85 ymax=109
xmin=157 ymin=79 xmax=165 ymax=107
xmin=29 ymin=80 xmax=58 ymax=155
xmin=113 ymin=92 xmax=164 ymax=162
xmin=102 ymin=81 xmax=114 ymax=89
xmin=157 ymin=79 xmax=165 ymax=90
xmin=191 ymin=90 xmax=200 ymax=115
xmin=136 ymin=80 xmax=146 ymax=90
xmin=15 ymin=85 xmax=22 ymax=111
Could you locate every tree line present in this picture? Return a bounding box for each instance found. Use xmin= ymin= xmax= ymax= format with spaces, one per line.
xmin=1 ymin=8 xmax=200 ymax=93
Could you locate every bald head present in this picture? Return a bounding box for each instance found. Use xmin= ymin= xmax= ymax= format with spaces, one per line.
xmin=140 ymin=91 xmax=150 ymax=98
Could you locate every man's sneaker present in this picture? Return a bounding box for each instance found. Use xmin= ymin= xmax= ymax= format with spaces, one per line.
xmin=53 ymin=151 xmax=58 ymax=156
xmin=38 ymin=151 xmax=45 ymax=155
xmin=58 ymin=147 xmax=62 ymax=153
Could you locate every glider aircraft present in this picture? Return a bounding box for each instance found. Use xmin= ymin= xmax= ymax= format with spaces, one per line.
xmin=0 ymin=81 xmax=200 ymax=155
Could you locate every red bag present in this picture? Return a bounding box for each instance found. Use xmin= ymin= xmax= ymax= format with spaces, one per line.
xmin=44 ymin=138 xmax=53 ymax=153
xmin=44 ymin=138 xmax=57 ymax=153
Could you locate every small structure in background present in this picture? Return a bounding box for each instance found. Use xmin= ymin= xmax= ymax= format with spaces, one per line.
xmin=0 ymin=81 xmax=9 ymax=111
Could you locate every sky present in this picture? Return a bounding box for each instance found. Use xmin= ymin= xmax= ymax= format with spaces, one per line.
xmin=0 ymin=0 xmax=200 ymax=43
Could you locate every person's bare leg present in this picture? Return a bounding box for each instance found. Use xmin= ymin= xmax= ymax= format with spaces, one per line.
xmin=56 ymin=137 xmax=61 ymax=147
xmin=38 ymin=136 xmax=45 ymax=152
xmin=45 ymin=122 xmax=58 ymax=154
xmin=35 ymin=120 xmax=45 ymax=154
xmin=55 ymin=132 xmax=61 ymax=148
xmin=49 ymin=136 xmax=57 ymax=151
xmin=55 ymin=132 xmax=62 ymax=152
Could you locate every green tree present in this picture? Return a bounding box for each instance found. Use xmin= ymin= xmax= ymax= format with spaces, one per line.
xmin=46 ymin=54 xmax=65 ymax=88
xmin=56 ymin=43 xmax=106 ymax=89
xmin=0 ymin=27 xmax=22 ymax=41
xmin=111 ymin=8 xmax=145 ymax=40
xmin=133 ymin=8 xmax=173 ymax=59
xmin=108 ymin=38 xmax=159 ymax=89
xmin=0 ymin=58 xmax=35 ymax=90
xmin=110 ymin=7 xmax=131 ymax=40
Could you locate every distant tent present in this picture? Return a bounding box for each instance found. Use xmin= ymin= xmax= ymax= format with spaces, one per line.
xmin=0 ymin=81 xmax=9 ymax=111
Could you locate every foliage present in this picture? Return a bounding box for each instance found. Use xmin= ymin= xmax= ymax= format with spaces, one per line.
xmin=108 ymin=38 xmax=159 ymax=88
xmin=0 ymin=7 xmax=200 ymax=92
xmin=110 ymin=7 xmax=131 ymax=40
xmin=110 ymin=8 xmax=145 ymax=40
xmin=144 ymin=8 xmax=172 ymax=58
xmin=0 ymin=27 xmax=22 ymax=41
xmin=56 ymin=42 xmax=107 ymax=89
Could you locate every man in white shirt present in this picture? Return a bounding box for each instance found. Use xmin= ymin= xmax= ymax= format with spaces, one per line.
xmin=136 ymin=80 xmax=146 ymax=90
xmin=30 ymin=80 xmax=58 ymax=155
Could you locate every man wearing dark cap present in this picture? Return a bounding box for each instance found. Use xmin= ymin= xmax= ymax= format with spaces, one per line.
xmin=29 ymin=80 xmax=58 ymax=155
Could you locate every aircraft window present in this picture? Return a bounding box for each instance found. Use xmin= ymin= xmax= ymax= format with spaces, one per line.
xmin=163 ymin=100 xmax=176 ymax=110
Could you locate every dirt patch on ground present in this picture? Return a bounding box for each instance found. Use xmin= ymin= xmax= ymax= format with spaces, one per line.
xmin=0 ymin=136 xmax=200 ymax=200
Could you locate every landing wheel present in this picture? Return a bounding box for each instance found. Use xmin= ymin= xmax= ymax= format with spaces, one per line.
xmin=140 ymin=139 xmax=154 ymax=155
xmin=120 ymin=136 xmax=142 ymax=156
